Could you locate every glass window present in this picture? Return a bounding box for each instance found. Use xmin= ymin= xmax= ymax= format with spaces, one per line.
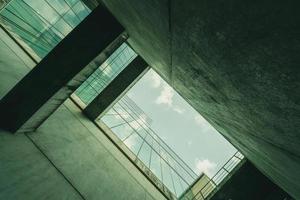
xmin=111 ymin=124 xmax=134 ymax=141
xmin=53 ymin=18 xmax=72 ymax=36
xmin=63 ymin=9 xmax=80 ymax=28
xmin=73 ymin=2 xmax=90 ymax=20
xmin=150 ymin=151 xmax=162 ymax=180
xmin=0 ymin=0 xmax=91 ymax=59
xmin=74 ymin=43 xmax=137 ymax=105
xmin=46 ymin=0 xmax=69 ymax=15
xmin=124 ymin=133 xmax=143 ymax=155
xmin=137 ymin=141 xmax=152 ymax=168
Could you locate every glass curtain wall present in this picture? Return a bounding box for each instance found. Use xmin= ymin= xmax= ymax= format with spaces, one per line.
xmin=0 ymin=0 xmax=90 ymax=59
xmin=74 ymin=43 xmax=137 ymax=105
xmin=99 ymin=95 xmax=199 ymax=198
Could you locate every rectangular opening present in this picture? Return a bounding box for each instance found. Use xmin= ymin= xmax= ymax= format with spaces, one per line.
xmin=73 ymin=62 xmax=244 ymax=198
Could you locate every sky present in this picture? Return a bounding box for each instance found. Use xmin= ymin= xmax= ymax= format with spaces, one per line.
xmin=127 ymin=69 xmax=237 ymax=177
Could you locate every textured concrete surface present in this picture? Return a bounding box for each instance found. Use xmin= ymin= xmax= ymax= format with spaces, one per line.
xmin=0 ymin=26 xmax=165 ymax=200
xmin=100 ymin=0 xmax=300 ymax=198
xmin=0 ymin=5 xmax=124 ymax=133
xmin=210 ymin=161 xmax=292 ymax=200
xmin=0 ymin=28 xmax=34 ymax=96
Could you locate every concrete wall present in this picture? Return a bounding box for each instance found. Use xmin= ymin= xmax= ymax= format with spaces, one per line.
xmin=0 ymin=27 xmax=166 ymax=200
xmin=210 ymin=161 xmax=292 ymax=200
xmin=100 ymin=0 xmax=300 ymax=198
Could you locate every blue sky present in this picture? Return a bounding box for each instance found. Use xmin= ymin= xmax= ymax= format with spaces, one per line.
xmin=127 ymin=69 xmax=237 ymax=177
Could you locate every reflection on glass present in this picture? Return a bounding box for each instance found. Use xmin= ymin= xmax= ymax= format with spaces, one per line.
xmin=75 ymin=43 xmax=137 ymax=105
xmin=0 ymin=0 xmax=91 ymax=59
xmin=98 ymin=95 xmax=198 ymax=198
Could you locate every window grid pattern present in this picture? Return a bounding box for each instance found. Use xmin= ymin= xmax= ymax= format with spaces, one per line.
xmin=0 ymin=0 xmax=90 ymax=58
xmin=74 ymin=43 xmax=137 ymax=105
xmin=99 ymin=95 xmax=199 ymax=198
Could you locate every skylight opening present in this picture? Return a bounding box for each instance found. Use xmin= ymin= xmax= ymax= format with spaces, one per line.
xmin=91 ymin=67 xmax=243 ymax=198
xmin=64 ymin=36 xmax=244 ymax=198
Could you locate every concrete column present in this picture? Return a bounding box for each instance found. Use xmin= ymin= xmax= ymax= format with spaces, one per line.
xmin=83 ymin=56 xmax=149 ymax=121
xmin=0 ymin=5 xmax=125 ymax=133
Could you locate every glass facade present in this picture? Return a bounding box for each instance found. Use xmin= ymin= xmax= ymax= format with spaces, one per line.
xmin=74 ymin=43 xmax=137 ymax=105
xmin=0 ymin=0 xmax=90 ymax=59
xmin=98 ymin=94 xmax=199 ymax=198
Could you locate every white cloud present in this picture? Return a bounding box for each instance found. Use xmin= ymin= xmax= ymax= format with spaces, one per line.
xmin=148 ymin=70 xmax=161 ymax=88
xmin=194 ymin=115 xmax=213 ymax=134
xmin=173 ymin=105 xmax=185 ymax=114
xmin=194 ymin=115 xmax=205 ymax=126
xmin=155 ymin=85 xmax=174 ymax=106
xmin=195 ymin=159 xmax=217 ymax=177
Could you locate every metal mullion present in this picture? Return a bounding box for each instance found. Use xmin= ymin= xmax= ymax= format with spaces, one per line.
xmin=18 ymin=0 xmax=61 ymax=38
xmin=44 ymin=0 xmax=75 ymax=36
xmin=3 ymin=8 xmax=55 ymax=48
xmin=119 ymin=98 xmax=151 ymax=130
xmin=116 ymin=100 xmax=191 ymax=183
xmin=109 ymin=119 xmax=136 ymax=129
xmin=6 ymin=2 xmax=39 ymax=35
xmin=158 ymin=145 xmax=164 ymax=184
xmin=121 ymin=129 xmax=136 ymax=142
xmin=20 ymin=0 xmax=67 ymax=45
xmin=63 ymin=0 xmax=82 ymax=23
xmin=166 ymin=156 xmax=178 ymax=196
xmin=141 ymin=122 xmax=197 ymax=180
xmin=121 ymin=96 xmax=152 ymax=127
xmin=135 ymin=130 xmax=149 ymax=159
xmin=148 ymin=138 xmax=154 ymax=169
xmin=0 ymin=17 xmax=50 ymax=53
xmin=17 ymin=0 xmax=58 ymax=30
xmin=173 ymin=161 xmax=186 ymax=193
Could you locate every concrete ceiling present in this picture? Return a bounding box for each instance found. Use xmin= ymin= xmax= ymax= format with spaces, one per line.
xmin=98 ymin=0 xmax=300 ymax=198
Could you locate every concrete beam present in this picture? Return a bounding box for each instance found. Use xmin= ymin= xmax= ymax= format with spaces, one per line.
xmin=0 ymin=5 xmax=125 ymax=133
xmin=210 ymin=161 xmax=292 ymax=200
xmin=83 ymin=56 xmax=149 ymax=120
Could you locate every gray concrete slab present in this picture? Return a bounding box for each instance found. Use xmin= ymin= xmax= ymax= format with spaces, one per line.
xmin=0 ymin=130 xmax=84 ymax=200
xmin=210 ymin=161 xmax=292 ymax=200
xmin=0 ymin=4 xmax=125 ymax=133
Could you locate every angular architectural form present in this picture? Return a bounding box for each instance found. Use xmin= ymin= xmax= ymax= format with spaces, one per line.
xmin=0 ymin=0 xmax=299 ymax=200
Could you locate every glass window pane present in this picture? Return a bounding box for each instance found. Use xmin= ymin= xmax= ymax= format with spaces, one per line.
xmin=47 ymin=0 xmax=69 ymax=15
xmin=0 ymin=0 xmax=90 ymax=59
xmin=124 ymin=133 xmax=143 ymax=154
xmin=161 ymin=159 xmax=175 ymax=194
xmin=73 ymin=1 xmax=90 ymax=20
xmin=101 ymin=115 xmax=125 ymax=128
xmin=75 ymin=43 xmax=137 ymax=105
xmin=111 ymin=124 xmax=134 ymax=141
xmin=63 ymin=9 xmax=80 ymax=28
xmin=150 ymin=151 xmax=162 ymax=180
xmin=137 ymin=142 xmax=151 ymax=168
xmin=65 ymin=0 xmax=78 ymax=6
xmin=26 ymin=0 xmax=60 ymax=24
